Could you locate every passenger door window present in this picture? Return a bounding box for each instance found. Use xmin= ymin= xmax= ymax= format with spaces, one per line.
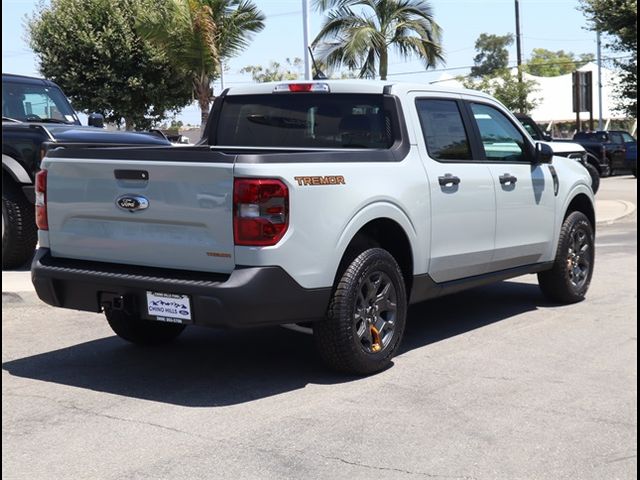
xmin=621 ymin=132 xmax=636 ymax=143
xmin=470 ymin=103 xmax=528 ymax=162
xmin=608 ymin=132 xmax=623 ymax=144
xmin=415 ymin=99 xmax=472 ymax=161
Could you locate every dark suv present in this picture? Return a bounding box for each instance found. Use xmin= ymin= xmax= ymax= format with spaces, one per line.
xmin=2 ymin=73 xmax=170 ymax=269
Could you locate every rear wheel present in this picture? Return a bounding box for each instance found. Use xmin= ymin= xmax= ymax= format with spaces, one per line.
xmin=538 ymin=211 xmax=594 ymax=304
xmin=106 ymin=310 xmax=186 ymax=345
xmin=2 ymin=179 xmax=38 ymax=270
xmin=314 ymin=248 xmax=407 ymax=375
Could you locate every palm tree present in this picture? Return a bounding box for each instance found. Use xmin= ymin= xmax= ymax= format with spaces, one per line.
xmin=140 ymin=0 xmax=264 ymax=129
xmin=312 ymin=0 xmax=444 ymax=80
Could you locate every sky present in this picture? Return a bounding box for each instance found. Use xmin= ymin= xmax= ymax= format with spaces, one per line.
xmin=2 ymin=0 xmax=606 ymax=126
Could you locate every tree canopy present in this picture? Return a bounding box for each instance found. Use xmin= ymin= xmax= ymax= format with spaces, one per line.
xmin=470 ymin=33 xmax=514 ymax=78
xmin=524 ymin=49 xmax=595 ymax=77
xmin=28 ymin=0 xmax=193 ymax=130
xmin=312 ymin=0 xmax=444 ymax=80
xmin=580 ymin=0 xmax=636 ymax=117
xmin=140 ymin=0 xmax=265 ymax=128
xmin=461 ymin=71 xmax=539 ymax=114
xmin=241 ymin=58 xmax=302 ymax=83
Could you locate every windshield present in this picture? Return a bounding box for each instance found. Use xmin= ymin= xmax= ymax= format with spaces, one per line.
xmin=216 ymin=94 xmax=393 ymax=149
xmin=517 ymin=117 xmax=542 ymax=140
xmin=2 ymin=80 xmax=79 ymax=124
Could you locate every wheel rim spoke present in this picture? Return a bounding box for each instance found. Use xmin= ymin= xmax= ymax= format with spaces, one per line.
xmin=567 ymin=225 xmax=592 ymax=288
xmin=353 ymin=270 xmax=397 ymax=354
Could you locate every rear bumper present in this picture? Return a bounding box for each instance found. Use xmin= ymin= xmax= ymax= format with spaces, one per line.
xmin=31 ymin=248 xmax=331 ymax=327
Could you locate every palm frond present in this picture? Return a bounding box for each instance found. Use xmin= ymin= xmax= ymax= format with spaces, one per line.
xmin=312 ymin=0 xmax=444 ymax=79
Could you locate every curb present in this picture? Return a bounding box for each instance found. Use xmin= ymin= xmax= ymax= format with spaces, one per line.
xmin=596 ymin=200 xmax=637 ymax=225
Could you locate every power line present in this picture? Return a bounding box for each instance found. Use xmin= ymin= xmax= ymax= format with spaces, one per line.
xmin=386 ymin=55 xmax=634 ymax=78
xmin=523 ymin=36 xmax=595 ymax=43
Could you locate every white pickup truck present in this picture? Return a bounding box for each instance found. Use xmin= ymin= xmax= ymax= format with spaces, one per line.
xmin=32 ymin=81 xmax=595 ymax=375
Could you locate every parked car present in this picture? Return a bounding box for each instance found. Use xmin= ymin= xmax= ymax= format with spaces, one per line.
xmin=2 ymin=73 xmax=171 ymax=269
xmin=515 ymin=114 xmax=600 ymax=193
xmin=32 ymin=81 xmax=595 ymax=375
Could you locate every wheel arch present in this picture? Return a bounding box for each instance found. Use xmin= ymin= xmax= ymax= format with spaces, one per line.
xmin=564 ymin=192 xmax=596 ymax=232
xmin=585 ymin=152 xmax=604 ymax=173
xmin=334 ymin=208 xmax=417 ymax=298
xmin=2 ymin=154 xmax=32 ymax=185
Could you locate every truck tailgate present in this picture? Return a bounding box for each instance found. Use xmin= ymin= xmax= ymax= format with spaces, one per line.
xmin=44 ymin=152 xmax=235 ymax=273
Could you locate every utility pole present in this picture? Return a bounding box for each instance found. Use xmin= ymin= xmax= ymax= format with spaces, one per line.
xmin=514 ymin=0 xmax=524 ymax=111
xmin=596 ymin=30 xmax=603 ymax=130
xmin=302 ymin=0 xmax=312 ymax=80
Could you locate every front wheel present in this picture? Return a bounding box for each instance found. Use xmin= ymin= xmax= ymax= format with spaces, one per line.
xmin=583 ymin=162 xmax=600 ymax=194
xmin=314 ymin=248 xmax=407 ymax=375
xmin=106 ymin=310 xmax=186 ymax=345
xmin=538 ymin=211 xmax=595 ymax=304
xmin=598 ymin=159 xmax=611 ymax=178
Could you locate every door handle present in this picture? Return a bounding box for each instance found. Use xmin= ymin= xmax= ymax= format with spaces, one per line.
xmin=438 ymin=174 xmax=461 ymax=187
xmin=114 ymin=169 xmax=149 ymax=181
xmin=499 ymin=173 xmax=518 ymax=185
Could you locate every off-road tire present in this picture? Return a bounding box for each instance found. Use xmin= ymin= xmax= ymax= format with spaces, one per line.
xmin=2 ymin=179 xmax=37 ymax=270
xmin=314 ymin=248 xmax=407 ymax=375
xmin=598 ymin=158 xmax=611 ymax=178
xmin=583 ymin=162 xmax=600 ymax=194
xmin=106 ymin=310 xmax=186 ymax=345
xmin=538 ymin=211 xmax=594 ymax=304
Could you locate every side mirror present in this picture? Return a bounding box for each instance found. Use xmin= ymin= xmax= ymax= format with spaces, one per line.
xmin=88 ymin=113 xmax=104 ymax=128
xmin=535 ymin=142 xmax=554 ymax=164
xmin=543 ymin=134 xmax=552 ymax=142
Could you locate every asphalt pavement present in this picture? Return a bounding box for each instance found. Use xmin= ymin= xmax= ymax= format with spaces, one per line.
xmin=2 ymin=175 xmax=637 ymax=480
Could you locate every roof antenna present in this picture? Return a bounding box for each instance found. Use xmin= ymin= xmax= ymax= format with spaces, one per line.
xmin=308 ymin=47 xmax=328 ymax=80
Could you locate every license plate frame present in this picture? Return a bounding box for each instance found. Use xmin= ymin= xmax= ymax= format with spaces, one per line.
xmin=146 ymin=291 xmax=192 ymax=324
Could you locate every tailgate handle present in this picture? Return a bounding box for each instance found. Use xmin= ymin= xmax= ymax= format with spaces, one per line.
xmin=114 ymin=169 xmax=149 ymax=181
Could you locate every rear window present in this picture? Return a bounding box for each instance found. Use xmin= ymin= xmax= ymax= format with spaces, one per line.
xmin=215 ymin=94 xmax=393 ymax=149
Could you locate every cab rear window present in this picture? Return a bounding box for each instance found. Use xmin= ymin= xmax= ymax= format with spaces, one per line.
xmin=215 ymin=94 xmax=393 ymax=149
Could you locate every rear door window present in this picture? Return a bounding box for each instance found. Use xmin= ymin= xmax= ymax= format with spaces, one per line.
xmin=216 ymin=94 xmax=393 ymax=149
xmin=415 ymin=99 xmax=472 ymax=161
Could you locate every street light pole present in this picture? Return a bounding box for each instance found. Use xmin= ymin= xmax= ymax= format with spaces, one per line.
xmin=302 ymin=0 xmax=312 ymax=80
xmin=597 ymin=30 xmax=603 ymax=130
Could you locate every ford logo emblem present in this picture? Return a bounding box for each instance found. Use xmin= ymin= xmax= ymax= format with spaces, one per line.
xmin=116 ymin=195 xmax=149 ymax=212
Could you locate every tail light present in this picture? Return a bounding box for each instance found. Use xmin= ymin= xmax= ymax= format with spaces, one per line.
xmin=233 ymin=178 xmax=289 ymax=246
xmin=35 ymin=169 xmax=48 ymax=230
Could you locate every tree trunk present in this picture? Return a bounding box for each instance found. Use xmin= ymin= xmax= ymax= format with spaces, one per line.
xmin=124 ymin=117 xmax=135 ymax=131
xmin=379 ymin=48 xmax=388 ymax=81
xmin=195 ymin=78 xmax=212 ymax=135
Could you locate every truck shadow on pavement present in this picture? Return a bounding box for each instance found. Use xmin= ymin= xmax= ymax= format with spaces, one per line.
xmin=3 ymin=280 xmax=550 ymax=407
